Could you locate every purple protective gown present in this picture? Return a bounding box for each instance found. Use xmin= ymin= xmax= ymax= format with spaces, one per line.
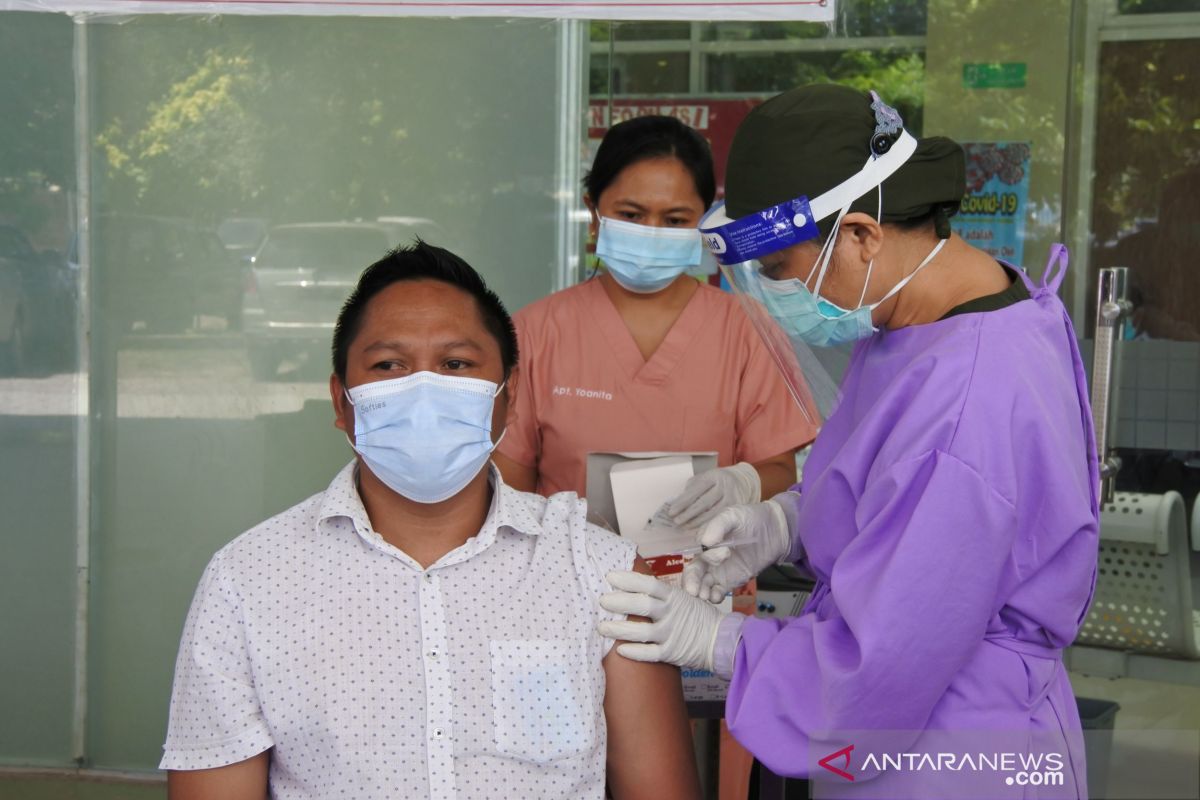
xmin=727 ymin=249 xmax=1100 ymax=799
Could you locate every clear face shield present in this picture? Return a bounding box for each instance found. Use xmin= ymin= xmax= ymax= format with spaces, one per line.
xmin=700 ymin=123 xmax=919 ymax=422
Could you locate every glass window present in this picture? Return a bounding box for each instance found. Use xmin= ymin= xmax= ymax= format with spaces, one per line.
xmin=591 ymin=51 xmax=691 ymax=96
xmin=0 ymin=12 xmax=569 ymax=771
xmin=0 ymin=10 xmax=79 ymax=767
xmin=1089 ymin=38 xmax=1200 ymax=342
xmin=699 ymin=20 xmax=832 ymax=42
xmin=614 ymin=20 xmax=691 ymax=40
xmin=705 ymin=49 xmax=926 ymax=133
xmin=1084 ymin=25 xmax=1200 ymax=619
xmin=701 ymin=1 xmax=927 ymax=40
xmin=590 ymin=52 xmax=610 ymax=95
xmin=255 ymin=225 xmax=394 ymax=272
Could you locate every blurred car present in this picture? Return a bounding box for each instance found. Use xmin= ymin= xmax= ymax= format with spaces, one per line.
xmin=0 ymin=224 xmax=74 ymax=375
xmin=93 ymin=215 xmax=242 ymax=334
xmin=374 ymin=216 xmax=446 ymax=247
xmin=216 ymin=216 xmax=268 ymax=260
xmin=242 ymin=220 xmax=440 ymax=380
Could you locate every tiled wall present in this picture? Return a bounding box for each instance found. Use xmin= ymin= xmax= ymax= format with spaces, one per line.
xmin=1117 ymin=341 xmax=1199 ymax=451
xmin=1079 ymin=339 xmax=1200 ymax=452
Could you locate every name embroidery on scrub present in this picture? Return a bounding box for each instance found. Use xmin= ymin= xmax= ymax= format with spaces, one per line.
xmin=552 ymin=385 xmax=614 ymax=401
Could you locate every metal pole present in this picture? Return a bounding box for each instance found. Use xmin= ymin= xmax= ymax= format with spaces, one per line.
xmin=554 ymin=18 xmax=586 ymax=291
xmin=1090 ymin=265 xmax=1130 ymax=505
xmin=70 ymin=11 xmax=92 ymax=766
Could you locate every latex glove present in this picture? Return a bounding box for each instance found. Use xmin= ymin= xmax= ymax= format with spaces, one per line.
xmin=597 ymin=570 xmax=725 ymax=671
xmin=666 ymin=462 xmax=761 ymax=528
xmin=681 ymin=500 xmax=791 ymax=604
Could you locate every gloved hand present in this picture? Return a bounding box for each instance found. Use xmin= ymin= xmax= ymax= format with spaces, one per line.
xmin=597 ymin=570 xmax=726 ymax=671
xmin=666 ymin=462 xmax=761 ymax=528
xmin=681 ymin=500 xmax=792 ymax=604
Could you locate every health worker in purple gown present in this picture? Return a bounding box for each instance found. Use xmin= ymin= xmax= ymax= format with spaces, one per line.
xmin=596 ymin=84 xmax=1100 ymax=800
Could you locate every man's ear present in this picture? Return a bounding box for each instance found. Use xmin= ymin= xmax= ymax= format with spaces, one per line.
xmin=500 ymin=365 xmax=519 ymax=422
xmin=838 ymin=212 xmax=884 ymax=264
xmin=330 ymin=372 xmax=352 ymax=439
xmin=492 ymin=365 xmax=518 ymax=444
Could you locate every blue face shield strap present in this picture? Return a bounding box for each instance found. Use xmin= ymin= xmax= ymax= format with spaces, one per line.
xmin=700 ymin=196 xmax=821 ymax=266
xmin=699 ymin=128 xmax=919 ymax=267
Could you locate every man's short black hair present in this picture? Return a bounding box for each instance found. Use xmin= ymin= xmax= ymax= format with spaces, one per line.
xmin=332 ymin=240 xmax=518 ymax=382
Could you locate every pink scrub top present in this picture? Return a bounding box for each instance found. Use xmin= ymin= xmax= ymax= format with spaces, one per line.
xmin=499 ymin=277 xmax=818 ymax=497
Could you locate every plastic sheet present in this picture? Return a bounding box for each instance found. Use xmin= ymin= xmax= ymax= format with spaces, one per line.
xmin=720 ymin=261 xmax=844 ymax=425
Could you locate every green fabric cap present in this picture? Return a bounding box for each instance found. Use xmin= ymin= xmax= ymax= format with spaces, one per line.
xmin=725 ymin=84 xmax=966 ymax=236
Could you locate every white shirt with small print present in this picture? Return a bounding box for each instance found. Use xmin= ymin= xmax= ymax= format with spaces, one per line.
xmin=160 ymin=462 xmax=636 ymax=800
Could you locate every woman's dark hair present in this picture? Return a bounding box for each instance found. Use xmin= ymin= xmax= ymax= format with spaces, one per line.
xmin=584 ymin=115 xmax=716 ymax=208
xmin=332 ymin=239 xmax=518 ymax=382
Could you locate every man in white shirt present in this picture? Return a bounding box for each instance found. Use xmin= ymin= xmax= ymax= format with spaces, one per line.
xmin=161 ymin=241 xmax=699 ymax=799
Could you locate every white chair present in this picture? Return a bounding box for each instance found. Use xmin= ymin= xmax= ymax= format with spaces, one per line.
xmin=1067 ymin=491 xmax=1200 ymax=685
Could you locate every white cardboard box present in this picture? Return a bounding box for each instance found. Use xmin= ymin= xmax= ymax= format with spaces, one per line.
xmin=585 ymin=451 xmax=734 ymax=702
xmin=584 ymin=451 xmax=718 ymax=536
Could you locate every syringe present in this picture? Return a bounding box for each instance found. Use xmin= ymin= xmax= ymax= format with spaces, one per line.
xmin=666 ymin=536 xmax=760 ymax=558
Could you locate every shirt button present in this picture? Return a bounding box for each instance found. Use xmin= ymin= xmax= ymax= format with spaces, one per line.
xmin=428 ymin=648 xmax=439 ymax=659
xmin=432 ymin=727 xmax=445 ymax=740
xmin=423 ymin=572 xmax=433 ymax=582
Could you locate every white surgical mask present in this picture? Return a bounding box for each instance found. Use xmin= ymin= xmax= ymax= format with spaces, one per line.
xmin=345 ymin=371 xmax=505 ymax=503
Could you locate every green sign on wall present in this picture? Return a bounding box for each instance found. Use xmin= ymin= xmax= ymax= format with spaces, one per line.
xmin=963 ymin=62 xmax=1028 ymax=90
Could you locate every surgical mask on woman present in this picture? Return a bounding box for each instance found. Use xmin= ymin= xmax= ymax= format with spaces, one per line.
xmin=595 ymin=216 xmax=703 ymax=294
xmin=759 ymin=235 xmax=947 ymax=348
xmin=345 ymin=371 xmax=505 ymax=503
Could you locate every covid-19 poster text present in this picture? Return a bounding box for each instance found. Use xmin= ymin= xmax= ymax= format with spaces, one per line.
xmin=953 ymin=142 xmax=1032 ymax=265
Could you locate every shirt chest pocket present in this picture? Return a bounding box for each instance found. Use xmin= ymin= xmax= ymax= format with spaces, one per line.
xmin=489 ymin=638 xmax=599 ymax=764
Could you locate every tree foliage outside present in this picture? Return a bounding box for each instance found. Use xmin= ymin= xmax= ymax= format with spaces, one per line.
xmin=1090 ymin=39 xmax=1200 ymax=243
xmin=87 ymin=16 xmax=560 ymax=233
xmin=1089 ymin=37 xmax=1200 ymax=340
xmin=704 ymin=49 xmax=926 ymax=134
xmin=97 ymin=48 xmax=268 ymax=221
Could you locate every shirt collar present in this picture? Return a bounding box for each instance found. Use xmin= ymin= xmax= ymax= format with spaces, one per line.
xmin=485 ymin=464 xmax=545 ymax=539
xmin=318 ymin=461 xmax=543 ymax=551
xmin=318 ymin=460 xmax=371 ymax=531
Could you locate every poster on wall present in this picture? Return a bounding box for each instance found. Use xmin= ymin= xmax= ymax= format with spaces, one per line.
xmin=588 ymin=99 xmax=763 ymax=281
xmin=952 ymin=142 xmax=1032 ymax=265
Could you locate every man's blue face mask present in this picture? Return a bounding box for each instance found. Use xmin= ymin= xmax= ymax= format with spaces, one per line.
xmin=345 ymin=371 xmax=505 ymax=503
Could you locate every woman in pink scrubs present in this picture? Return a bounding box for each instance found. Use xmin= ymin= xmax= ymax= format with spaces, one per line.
xmin=494 ymin=116 xmax=817 ymax=516
xmin=495 ymin=115 xmax=817 ymax=800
